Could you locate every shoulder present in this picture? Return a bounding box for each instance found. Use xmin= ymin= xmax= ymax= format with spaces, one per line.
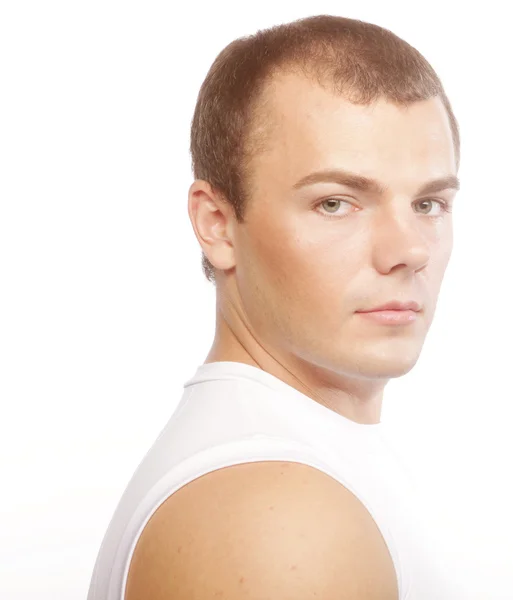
xmin=125 ymin=460 xmax=399 ymax=600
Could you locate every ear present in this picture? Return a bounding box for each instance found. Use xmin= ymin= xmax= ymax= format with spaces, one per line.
xmin=187 ymin=180 xmax=237 ymax=274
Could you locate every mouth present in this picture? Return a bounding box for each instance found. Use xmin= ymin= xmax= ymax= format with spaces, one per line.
xmin=355 ymin=308 xmax=419 ymax=325
xmin=357 ymin=300 xmax=422 ymax=313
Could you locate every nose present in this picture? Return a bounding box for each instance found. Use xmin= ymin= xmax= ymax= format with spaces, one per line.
xmin=371 ymin=210 xmax=430 ymax=275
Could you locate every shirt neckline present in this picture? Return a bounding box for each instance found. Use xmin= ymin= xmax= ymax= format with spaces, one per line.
xmin=185 ymin=360 xmax=383 ymax=436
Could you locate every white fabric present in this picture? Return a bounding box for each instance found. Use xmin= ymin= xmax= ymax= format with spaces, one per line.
xmin=87 ymin=360 xmax=462 ymax=599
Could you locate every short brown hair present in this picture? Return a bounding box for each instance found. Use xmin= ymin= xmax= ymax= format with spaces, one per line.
xmin=190 ymin=15 xmax=460 ymax=284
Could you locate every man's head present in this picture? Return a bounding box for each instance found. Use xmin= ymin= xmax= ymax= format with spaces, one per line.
xmin=188 ymin=15 xmax=459 ymax=382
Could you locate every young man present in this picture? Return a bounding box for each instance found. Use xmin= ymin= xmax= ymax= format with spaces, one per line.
xmin=88 ymin=15 xmax=462 ymax=600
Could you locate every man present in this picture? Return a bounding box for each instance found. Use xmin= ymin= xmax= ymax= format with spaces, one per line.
xmin=88 ymin=14 xmax=462 ymax=599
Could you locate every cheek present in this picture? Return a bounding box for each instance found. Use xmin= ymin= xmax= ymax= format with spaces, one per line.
xmin=248 ymin=216 xmax=328 ymax=287
xmin=245 ymin=215 xmax=359 ymax=321
xmin=431 ymin=223 xmax=453 ymax=278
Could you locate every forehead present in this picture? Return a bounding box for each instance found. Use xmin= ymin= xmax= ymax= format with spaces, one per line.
xmin=251 ymin=72 xmax=456 ymax=187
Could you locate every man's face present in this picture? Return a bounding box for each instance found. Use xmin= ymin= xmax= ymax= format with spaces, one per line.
xmin=230 ymin=72 xmax=458 ymax=380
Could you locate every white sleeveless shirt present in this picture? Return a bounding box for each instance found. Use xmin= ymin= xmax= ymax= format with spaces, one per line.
xmin=87 ymin=361 xmax=462 ymax=599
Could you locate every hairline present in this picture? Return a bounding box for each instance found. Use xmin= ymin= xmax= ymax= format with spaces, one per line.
xmin=238 ymin=69 xmax=458 ymax=214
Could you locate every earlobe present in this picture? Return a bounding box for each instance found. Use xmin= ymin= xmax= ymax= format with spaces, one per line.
xmin=187 ymin=181 xmax=236 ymax=273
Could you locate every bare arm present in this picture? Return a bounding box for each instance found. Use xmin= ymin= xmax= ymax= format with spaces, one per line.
xmin=125 ymin=460 xmax=399 ymax=600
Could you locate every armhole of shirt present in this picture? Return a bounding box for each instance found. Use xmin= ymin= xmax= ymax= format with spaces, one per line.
xmin=109 ymin=434 xmax=405 ymax=600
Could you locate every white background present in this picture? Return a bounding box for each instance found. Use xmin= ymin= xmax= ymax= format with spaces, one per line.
xmin=1 ymin=1 xmax=512 ymax=598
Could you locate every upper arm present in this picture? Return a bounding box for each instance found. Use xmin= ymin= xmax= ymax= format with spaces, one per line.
xmin=125 ymin=460 xmax=399 ymax=600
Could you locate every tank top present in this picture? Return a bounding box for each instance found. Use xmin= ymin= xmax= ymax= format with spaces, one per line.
xmin=87 ymin=360 xmax=462 ymax=599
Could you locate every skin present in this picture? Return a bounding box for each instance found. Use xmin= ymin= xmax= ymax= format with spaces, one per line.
xmin=188 ymin=71 xmax=459 ymax=425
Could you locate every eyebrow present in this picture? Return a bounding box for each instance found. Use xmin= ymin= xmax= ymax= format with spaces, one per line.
xmin=292 ymin=168 xmax=460 ymax=196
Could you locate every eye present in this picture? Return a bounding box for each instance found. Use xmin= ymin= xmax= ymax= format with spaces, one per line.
xmin=413 ymin=198 xmax=452 ymax=216
xmin=314 ymin=198 xmax=355 ymax=220
xmin=314 ymin=197 xmax=452 ymax=220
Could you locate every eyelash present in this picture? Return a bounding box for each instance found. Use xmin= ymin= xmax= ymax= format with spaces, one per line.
xmin=314 ymin=197 xmax=453 ymax=220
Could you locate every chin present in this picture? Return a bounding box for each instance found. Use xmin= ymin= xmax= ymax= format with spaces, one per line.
xmin=370 ymin=362 xmax=417 ymax=380
xmin=345 ymin=345 xmax=423 ymax=380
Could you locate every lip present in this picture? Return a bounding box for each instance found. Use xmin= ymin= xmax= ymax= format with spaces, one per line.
xmin=356 ymin=309 xmax=418 ymax=325
xmin=356 ymin=301 xmax=421 ymax=313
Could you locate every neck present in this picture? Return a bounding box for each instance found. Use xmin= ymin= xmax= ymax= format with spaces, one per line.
xmin=204 ymin=299 xmax=386 ymax=425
